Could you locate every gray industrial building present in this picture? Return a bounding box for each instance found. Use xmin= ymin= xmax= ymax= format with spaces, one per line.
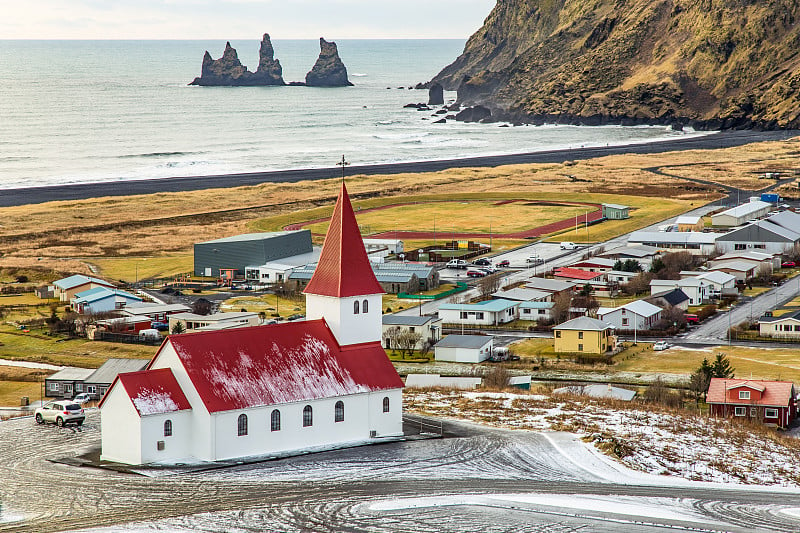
xmin=194 ymin=230 xmax=313 ymax=278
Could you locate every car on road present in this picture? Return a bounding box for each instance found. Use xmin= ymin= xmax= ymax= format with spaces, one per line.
xmin=72 ymin=393 xmax=93 ymax=405
xmin=684 ymin=314 xmax=699 ymax=324
xmin=560 ymin=242 xmax=577 ymax=250
xmin=466 ymin=269 xmax=487 ymax=278
xmin=446 ymin=259 xmax=468 ymax=269
xmin=653 ymin=341 xmax=670 ymax=351
xmin=495 ymin=260 xmax=510 ymax=268
xmin=479 ymin=267 xmax=499 ymax=274
xmin=472 ymin=258 xmax=491 ymax=266
xmin=34 ymin=401 xmax=85 ymax=427
xmin=525 ymin=255 xmax=544 ymax=265
xmin=782 ymin=261 xmax=796 ymax=268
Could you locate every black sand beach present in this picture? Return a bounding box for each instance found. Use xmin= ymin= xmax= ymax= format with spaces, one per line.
xmin=1 ymin=130 xmax=797 ymax=208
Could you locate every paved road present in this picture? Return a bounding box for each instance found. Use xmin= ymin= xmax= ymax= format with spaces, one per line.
xmin=1 ymin=130 xmax=796 ymax=208
xmin=3 ymin=412 xmax=800 ymax=532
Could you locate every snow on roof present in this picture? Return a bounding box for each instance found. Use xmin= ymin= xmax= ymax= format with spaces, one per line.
xmin=102 ymin=368 xmax=192 ymax=416
xmin=706 ymin=378 xmax=794 ymax=407
xmin=52 ymin=274 xmax=113 ymax=291
xmin=553 ymin=316 xmax=613 ymax=331
xmin=554 ymin=268 xmax=604 ymax=280
xmin=304 ymin=182 xmax=385 ymax=298
xmin=156 ymin=319 xmax=403 ymax=413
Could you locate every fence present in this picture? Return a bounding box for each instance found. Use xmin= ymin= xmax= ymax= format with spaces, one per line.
xmin=398 ymin=281 xmax=469 ymax=301
xmin=93 ymin=331 xmax=163 ymax=346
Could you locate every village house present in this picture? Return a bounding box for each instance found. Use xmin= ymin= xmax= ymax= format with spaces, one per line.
xmin=758 ymin=310 xmax=800 ymax=339
xmin=627 ymin=231 xmax=719 ymax=255
xmin=714 ymin=220 xmax=800 ymax=255
xmin=606 ymin=270 xmax=640 ymax=284
xmin=51 ymin=274 xmax=115 ymax=302
xmin=649 ymin=278 xmax=708 ymax=305
xmin=119 ymin=303 xmax=193 ymax=325
xmin=568 ymin=257 xmax=617 ymax=273
xmin=596 ymin=300 xmax=662 ymax=331
xmin=381 ymin=314 xmax=443 ymax=350
xmin=45 ymin=367 xmax=95 ymax=400
xmin=99 ymin=183 xmax=404 ymax=465
xmin=601 ymin=203 xmax=630 ymax=220
xmin=553 ymin=317 xmax=615 ymax=354
xmin=438 ymin=299 xmax=519 ymax=326
xmin=523 ymin=278 xmax=574 ymax=301
xmin=708 ymin=250 xmax=780 ymax=274
xmin=646 ymin=288 xmax=690 ymax=311
xmin=711 ymin=200 xmax=772 ymax=227
xmin=82 ymin=358 xmax=150 ymax=400
xmin=491 ymin=287 xmax=550 ymax=303
xmin=675 ymin=215 xmax=704 ymax=232
xmin=434 ymin=334 xmax=493 ymax=363
xmin=168 ymin=311 xmax=260 ymax=332
xmin=679 ymin=271 xmax=738 ymax=298
xmin=291 ymin=262 xmax=439 ymax=294
xmin=706 ymin=378 xmax=796 ymax=428
xmin=72 ymin=287 xmax=143 ymax=314
xmin=707 ymin=260 xmax=758 ymax=283
xmin=518 ymin=301 xmax=555 ymax=321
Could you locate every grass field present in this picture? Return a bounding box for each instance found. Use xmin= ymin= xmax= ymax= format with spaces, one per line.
xmin=222 ymin=294 xmax=307 ymax=318
xmin=0 ymin=365 xmax=52 ymax=407
xmin=91 ymin=254 xmax=193 ymax=282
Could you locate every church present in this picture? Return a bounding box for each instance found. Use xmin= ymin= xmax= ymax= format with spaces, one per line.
xmin=99 ymin=183 xmax=405 ymax=465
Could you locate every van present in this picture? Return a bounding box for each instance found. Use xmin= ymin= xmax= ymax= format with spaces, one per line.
xmin=560 ymin=242 xmax=577 ymax=250
xmin=446 ymin=259 xmax=468 ymax=269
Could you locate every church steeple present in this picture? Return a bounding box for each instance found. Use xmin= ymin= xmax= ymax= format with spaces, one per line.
xmin=304 ymin=182 xmax=384 ymax=298
xmin=304 ymin=182 xmax=384 ymax=346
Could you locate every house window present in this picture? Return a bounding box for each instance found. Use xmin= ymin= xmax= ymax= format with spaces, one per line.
xmin=48 ymin=382 xmax=59 ymax=391
xmin=409 ymin=326 xmax=415 ymax=332
xmin=237 ymin=414 xmax=248 ymax=436
xmin=739 ymin=390 xmax=750 ymax=400
xmin=86 ymin=385 xmax=96 ymax=394
xmin=734 ymin=406 xmax=746 ymax=416
xmin=362 ymin=299 xmax=369 ymax=313
xmin=303 ymin=405 xmax=313 ymax=427
xmin=460 ymin=312 xmax=468 ymax=319
xmin=476 ymin=313 xmax=484 ymax=320
xmin=735 ymin=244 xmax=747 ymax=250
xmin=383 ymin=397 xmax=390 ymax=413
xmin=164 ymin=420 xmax=172 ymax=437
xmin=622 ymin=318 xmax=629 ymax=326
xmin=578 ymin=344 xmax=583 ymax=351
xmin=271 ymin=409 xmax=281 ymax=431
xmin=578 ymin=332 xmax=584 ymax=339
xmin=556 ymin=331 xmax=561 ymax=338
xmin=335 ymin=400 xmax=345 ymax=422
xmin=765 ymin=408 xmax=779 ymax=418
xmin=354 ymin=300 xmax=360 ymax=314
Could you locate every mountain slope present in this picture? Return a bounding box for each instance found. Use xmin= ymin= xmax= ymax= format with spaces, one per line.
xmin=432 ymin=0 xmax=800 ymax=129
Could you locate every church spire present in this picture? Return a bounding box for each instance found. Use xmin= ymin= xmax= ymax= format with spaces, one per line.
xmin=304 ymin=182 xmax=384 ymax=298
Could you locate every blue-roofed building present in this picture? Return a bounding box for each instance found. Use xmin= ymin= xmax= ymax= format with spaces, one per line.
xmin=439 ymin=299 xmax=520 ymax=326
xmin=51 ymin=274 xmax=115 ymax=302
xmin=72 ymin=287 xmax=143 ymax=315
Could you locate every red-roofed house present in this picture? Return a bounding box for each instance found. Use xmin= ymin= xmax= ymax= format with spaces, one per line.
xmin=100 ymin=183 xmax=404 ymax=465
xmin=706 ymin=378 xmax=797 ymax=428
xmin=553 ymin=268 xmax=606 ymax=282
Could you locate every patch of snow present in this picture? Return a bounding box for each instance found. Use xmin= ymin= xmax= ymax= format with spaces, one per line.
xmin=132 ymin=389 xmax=180 ymax=416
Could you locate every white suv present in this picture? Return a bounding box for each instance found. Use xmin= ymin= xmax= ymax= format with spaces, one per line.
xmin=34 ymin=401 xmax=85 ymax=427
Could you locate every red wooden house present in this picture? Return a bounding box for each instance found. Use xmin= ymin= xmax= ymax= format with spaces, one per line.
xmin=707 ymin=378 xmax=797 ymax=428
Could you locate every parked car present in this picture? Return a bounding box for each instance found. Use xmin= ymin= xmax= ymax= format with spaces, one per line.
xmin=287 ymin=314 xmax=305 ymax=321
xmin=782 ymin=261 xmax=796 ymax=268
xmin=479 ymin=267 xmax=498 ymax=274
xmin=151 ymin=321 xmax=169 ymax=331
xmin=446 ymin=259 xmax=468 ymax=269
xmin=472 ymin=258 xmax=491 ymax=266
xmin=34 ymin=401 xmax=85 ymax=427
xmin=72 ymin=393 xmax=93 ymax=405
xmin=466 ymin=270 xmax=487 ymax=278
xmin=495 ymin=259 xmax=510 ymax=268
xmin=685 ymin=314 xmax=699 ymax=324
xmin=526 ymin=255 xmax=544 ymax=265
xmin=560 ymin=242 xmax=577 ymax=250
xmin=653 ymin=341 xmax=670 ymax=351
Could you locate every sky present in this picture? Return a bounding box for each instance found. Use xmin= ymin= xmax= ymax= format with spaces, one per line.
xmin=3 ymin=1 xmax=497 ymax=40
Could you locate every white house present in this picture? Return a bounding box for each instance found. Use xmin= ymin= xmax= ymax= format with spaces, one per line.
xmin=168 ymin=311 xmax=261 ymax=332
xmin=759 ymin=310 xmax=800 ymax=339
xmin=695 ymin=271 xmax=737 ymax=296
xmin=597 ymin=300 xmax=663 ymax=331
xmin=434 ymin=335 xmax=493 ymax=363
xmin=363 ymin=238 xmax=403 ymax=255
xmin=519 ymin=301 xmax=554 ymax=321
xmin=438 ymin=299 xmax=520 ymax=326
xmin=708 ymin=251 xmax=779 ymax=274
xmin=100 ymin=183 xmax=404 ymax=465
xmin=627 ymin=231 xmax=718 ymax=255
xmin=650 ymin=278 xmax=708 ymax=305
xmin=72 ymin=287 xmax=143 ymax=314
xmin=708 ymin=260 xmax=757 ymax=282
xmin=52 ymin=274 xmax=115 ymax=302
xmin=381 ymin=314 xmax=443 ymax=350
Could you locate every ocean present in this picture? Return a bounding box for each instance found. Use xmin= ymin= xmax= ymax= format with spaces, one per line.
xmin=0 ymin=39 xmax=703 ymax=190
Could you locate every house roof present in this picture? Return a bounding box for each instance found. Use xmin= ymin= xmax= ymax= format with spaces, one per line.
xmin=171 ymin=311 xmax=257 ymax=323
xmin=697 ymin=271 xmax=737 ymax=285
xmin=73 ymin=287 xmax=142 ymax=304
xmin=758 ymin=309 xmax=800 ymax=323
xmin=303 ymin=182 xmax=384 ymax=298
xmin=763 ymin=210 xmax=800 ymax=232
xmin=440 ymin=299 xmax=520 ymax=313
xmin=613 ymin=299 xmax=662 ymax=318
xmin=715 ymin=251 xmax=775 ymax=262
xmin=599 ymin=245 xmax=659 ymax=258
xmin=628 ymin=231 xmax=718 ymax=245
xmin=52 ymin=274 xmax=113 ymax=291
xmin=197 ymin=230 xmax=306 ymax=245
xmin=554 ymin=268 xmax=604 ymax=280
xmin=150 ymin=319 xmax=403 ymax=413
xmin=675 ymin=215 xmax=702 ymax=225
xmin=713 ymin=200 xmax=771 ymax=220
xmin=553 ymin=316 xmax=614 ymax=331
xmin=382 ymin=315 xmax=437 ymax=326
xmin=491 ymin=287 xmax=550 ymax=302
xmin=571 ymin=257 xmax=616 ymax=268
xmin=525 ymin=278 xmax=574 ymax=292
xmin=603 ymin=203 xmax=629 ymax=210
xmin=648 ymin=288 xmax=690 ymax=306
xmin=706 ymin=378 xmax=795 ymax=407
xmin=434 ymin=335 xmax=493 ymax=349
xmin=519 ymin=301 xmax=555 ymax=310
xmin=650 ymin=277 xmax=705 ymax=288
xmin=85 ymin=358 xmax=149 ymax=385
xmin=47 ymin=367 xmax=95 ymax=382
xmin=121 ymin=303 xmax=192 ymax=316
xmin=101 ymin=368 xmax=192 ymax=416
xmin=710 ymin=260 xmax=756 ymax=273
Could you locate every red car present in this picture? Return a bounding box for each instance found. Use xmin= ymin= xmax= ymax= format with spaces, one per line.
xmin=496 ymin=260 xmax=510 ymax=268
xmin=466 ymin=270 xmax=487 ymax=278
xmin=685 ymin=314 xmax=699 ymax=324
xmin=782 ymin=261 xmax=796 ymax=268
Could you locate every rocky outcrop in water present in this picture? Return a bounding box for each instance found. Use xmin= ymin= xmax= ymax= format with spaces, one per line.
xmin=305 ymin=38 xmax=353 ymax=87
xmin=189 ymin=34 xmax=285 ymax=86
xmin=428 ymin=83 xmax=444 ymax=106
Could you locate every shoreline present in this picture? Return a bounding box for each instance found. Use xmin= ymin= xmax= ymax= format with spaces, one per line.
xmin=1 ymin=129 xmax=797 ymax=208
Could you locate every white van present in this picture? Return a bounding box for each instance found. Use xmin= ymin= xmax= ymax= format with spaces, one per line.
xmin=559 ymin=242 xmax=577 ymax=250
xmin=446 ymin=259 xmax=468 ymax=269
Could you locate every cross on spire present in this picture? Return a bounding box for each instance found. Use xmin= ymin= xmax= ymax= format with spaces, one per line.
xmin=336 ymin=154 xmax=349 ymax=183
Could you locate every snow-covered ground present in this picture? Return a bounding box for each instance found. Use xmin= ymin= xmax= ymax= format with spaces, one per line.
xmin=405 ymin=389 xmax=800 ymax=487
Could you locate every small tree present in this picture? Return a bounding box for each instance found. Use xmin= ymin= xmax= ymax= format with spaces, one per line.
xmin=622 ymin=272 xmax=654 ymax=296
xmin=382 ymin=326 xmax=402 ymax=352
xmin=396 ymin=329 xmax=423 ymax=357
xmin=477 ymin=273 xmax=503 ymax=299
xmin=711 ymin=352 xmax=735 ymax=378
xmin=552 ymin=292 xmax=572 ymax=324
xmin=171 ymin=321 xmax=185 ymax=334
xmin=483 ymin=365 xmax=511 ymax=390
xmin=688 ymin=368 xmax=711 ymax=404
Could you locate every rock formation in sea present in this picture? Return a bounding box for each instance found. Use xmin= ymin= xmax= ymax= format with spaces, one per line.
xmin=430 ymin=0 xmax=800 ymax=129
xmin=189 ymin=34 xmax=285 ymax=86
xmin=305 ymin=38 xmax=354 ymax=87
xmin=428 ymin=83 xmax=444 ymax=106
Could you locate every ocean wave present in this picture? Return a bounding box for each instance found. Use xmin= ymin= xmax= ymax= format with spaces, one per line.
xmin=351 ymin=73 xmax=368 ymax=77
xmin=0 ymin=156 xmax=33 ymax=162
xmin=118 ymin=151 xmax=202 ymax=159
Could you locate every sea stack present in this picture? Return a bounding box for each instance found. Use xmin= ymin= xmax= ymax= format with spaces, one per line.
xmin=189 ymin=36 xmax=285 ymax=86
xmin=305 ymin=38 xmax=353 ymax=87
xmin=428 ymin=83 xmax=444 ymax=105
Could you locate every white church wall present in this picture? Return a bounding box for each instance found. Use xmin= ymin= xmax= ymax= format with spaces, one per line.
xmin=368 ymin=389 xmax=403 ymax=437
xmin=100 ymin=385 xmax=142 ymax=465
xmin=140 ymin=411 xmax=193 ymax=464
xmin=306 ymin=293 xmax=382 ymax=346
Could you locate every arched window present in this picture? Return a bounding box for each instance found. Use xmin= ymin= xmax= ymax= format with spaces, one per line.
xmin=353 ymin=300 xmax=360 ymax=314
xmin=335 ymin=400 xmax=345 ymax=422
xmin=382 ymin=397 xmax=390 ymax=413
xmin=163 ymin=419 xmax=173 ymax=437
xmin=303 ymin=405 xmax=313 ymax=427
xmin=271 ymin=409 xmax=281 ymax=431
xmin=237 ymin=413 xmax=248 ymax=436
xmin=362 ymin=299 xmax=369 ymax=313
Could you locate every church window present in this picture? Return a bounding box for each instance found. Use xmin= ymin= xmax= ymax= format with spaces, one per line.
xmin=237 ymin=414 xmax=248 ymax=436
xmin=303 ymin=405 xmax=313 ymax=427
xmin=362 ymin=299 xmax=369 ymax=313
xmin=383 ymin=397 xmax=390 ymax=413
xmin=163 ymin=420 xmax=172 ymax=437
xmin=354 ymin=300 xmax=360 ymax=314
xmin=335 ymin=401 xmax=345 ymax=422
xmin=271 ymin=409 xmax=281 ymax=431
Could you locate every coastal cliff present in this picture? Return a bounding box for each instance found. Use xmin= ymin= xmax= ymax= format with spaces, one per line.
xmin=190 ymin=34 xmax=285 ymax=86
xmin=431 ymin=0 xmax=800 ymax=129
xmin=305 ymin=38 xmax=354 ymax=87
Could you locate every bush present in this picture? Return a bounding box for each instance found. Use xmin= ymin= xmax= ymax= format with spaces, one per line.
xmin=697 ymin=304 xmax=717 ymax=321
xmin=483 ymin=365 xmax=511 ymax=389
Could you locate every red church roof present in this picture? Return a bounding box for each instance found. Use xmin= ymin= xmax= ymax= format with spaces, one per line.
xmin=706 ymin=378 xmax=795 ymax=407
xmin=100 ymin=367 xmax=192 ymax=416
xmin=150 ymin=319 xmax=403 ymax=413
xmin=304 ymin=182 xmax=384 ymax=297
